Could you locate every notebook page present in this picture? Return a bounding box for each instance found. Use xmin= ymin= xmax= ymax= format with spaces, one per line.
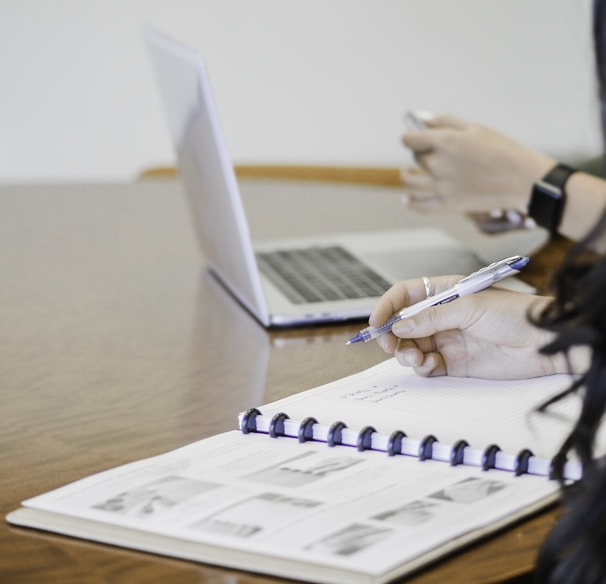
xmin=13 ymin=429 xmax=558 ymax=584
xmin=253 ymin=359 xmax=579 ymax=461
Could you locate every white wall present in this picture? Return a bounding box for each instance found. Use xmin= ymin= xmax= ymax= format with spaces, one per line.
xmin=0 ymin=0 xmax=600 ymax=182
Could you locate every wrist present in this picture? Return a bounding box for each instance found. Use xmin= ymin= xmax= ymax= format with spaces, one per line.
xmin=511 ymin=153 xmax=555 ymax=212
xmin=549 ymin=345 xmax=591 ymax=376
xmin=568 ymin=345 xmax=591 ymax=375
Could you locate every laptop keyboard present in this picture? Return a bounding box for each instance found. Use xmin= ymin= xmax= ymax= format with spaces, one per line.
xmin=256 ymin=246 xmax=392 ymax=305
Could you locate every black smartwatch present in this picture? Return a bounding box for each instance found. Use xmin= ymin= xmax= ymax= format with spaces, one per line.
xmin=528 ymin=163 xmax=577 ymax=234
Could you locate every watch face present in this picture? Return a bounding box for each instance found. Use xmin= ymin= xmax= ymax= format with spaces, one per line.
xmin=528 ymin=181 xmax=563 ymax=232
xmin=528 ymin=164 xmax=575 ymax=233
xmin=534 ymin=180 xmax=562 ymax=200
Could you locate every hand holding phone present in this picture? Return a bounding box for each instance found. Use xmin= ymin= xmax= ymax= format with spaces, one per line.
xmin=402 ymin=111 xmax=531 ymax=234
xmin=404 ymin=110 xmax=432 ymax=132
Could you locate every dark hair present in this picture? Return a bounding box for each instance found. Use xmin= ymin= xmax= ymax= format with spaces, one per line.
xmin=531 ymin=3 xmax=606 ymax=580
xmin=533 ymin=213 xmax=606 ymax=583
xmin=595 ymin=0 xmax=606 ymax=144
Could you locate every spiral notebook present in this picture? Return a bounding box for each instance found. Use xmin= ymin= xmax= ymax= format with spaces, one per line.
xmin=7 ymin=360 xmax=584 ymax=584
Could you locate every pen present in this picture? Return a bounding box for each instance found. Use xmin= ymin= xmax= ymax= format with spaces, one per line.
xmin=346 ymin=255 xmax=530 ymax=345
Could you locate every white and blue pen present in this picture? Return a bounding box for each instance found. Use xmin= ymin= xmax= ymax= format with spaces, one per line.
xmin=346 ymin=255 xmax=530 ymax=345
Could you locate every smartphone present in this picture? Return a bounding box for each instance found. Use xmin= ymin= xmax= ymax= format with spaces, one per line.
xmin=404 ymin=111 xmax=429 ymax=132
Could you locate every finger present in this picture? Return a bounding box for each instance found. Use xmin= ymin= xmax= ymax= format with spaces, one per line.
xmin=369 ymin=279 xmax=429 ymax=328
xmin=406 ymin=195 xmax=443 ymax=212
xmin=412 ymin=150 xmax=436 ymax=174
xmin=400 ymin=168 xmax=434 ymax=196
xmin=395 ymin=344 xmax=424 ymax=368
xmin=369 ymin=286 xmax=414 ymax=328
xmin=376 ymin=332 xmax=399 ymax=354
xmin=413 ymin=352 xmax=447 ymax=377
xmin=395 ymin=338 xmax=421 ymax=361
xmin=401 ymin=169 xmax=443 ymax=209
xmin=426 ymin=114 xmax=468 ymax=130
xmin=391 ymin=295 xmax=481 ymax=340
xmin=394 ymin=337 xmax=437 ymax=367
xmin=369 ymin=275 xmax=462 ymax=329
xmin=402 ymin=131 xmax=435 ymax=153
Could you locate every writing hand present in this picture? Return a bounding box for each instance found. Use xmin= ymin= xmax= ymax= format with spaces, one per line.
xmin=369 ymin=276 xmax=566 ymax=379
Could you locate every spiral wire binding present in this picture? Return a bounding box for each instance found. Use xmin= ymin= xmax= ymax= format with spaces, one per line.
xmin=450 ymin=440 xmax=469 ymax=466
xmin=298 ymin=416 xmax=318 ymax=443
xmin=357 ymin=426 xmax=376 ymax=452
xmin=241 ymin=408 xmax=261 ymax=434
xmin=327 ymin=421 xmax=347 ymax=447
xmin=239 ymin=410 xmax=569 ymax=480
xmin=482 ymin=444 xmax=501 ymax=471
xmin=418 ymin=435 xmax=438 ymax=461
xmin=514 ymin=449 xmax=534 ymax=476
xmin=387 ymin=430 xmax=407 ymax=457
xmin=269 ymin=412 xmax=289 ymax=438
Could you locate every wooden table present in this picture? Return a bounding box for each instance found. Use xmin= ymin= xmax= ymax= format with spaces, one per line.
xmin=0 ymin=175 xmax=567 ymax=583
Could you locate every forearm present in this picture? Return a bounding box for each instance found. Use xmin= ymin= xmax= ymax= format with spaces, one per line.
xmin=558 ymin=171 xmax=606 ymax=243
xmin=507 ymin=157 xmax=606 ymax=243
xmin=402 ymin=117 xmax=606 ymax=244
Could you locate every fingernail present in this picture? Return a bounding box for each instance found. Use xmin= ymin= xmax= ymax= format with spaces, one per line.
xmin=376 ymin=336 xmax=387 ymax=351
xmin=403 ymin=349 xmax=419 ymax=366
xmin=423 ymin=353 xmax=435 ymax=368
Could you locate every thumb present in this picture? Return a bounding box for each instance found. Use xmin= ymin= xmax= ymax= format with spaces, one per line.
xmin=401 ymin=131 xmax=436 ymax=153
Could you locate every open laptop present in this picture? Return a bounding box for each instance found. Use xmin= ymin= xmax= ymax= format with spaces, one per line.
xmin=144 ymin=26 xmax=482 ymax=327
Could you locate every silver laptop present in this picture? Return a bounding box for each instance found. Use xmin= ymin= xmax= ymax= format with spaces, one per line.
xmin=143 ymin=27 xmax=481 ymax=327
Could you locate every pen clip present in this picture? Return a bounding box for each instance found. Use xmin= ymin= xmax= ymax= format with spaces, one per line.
xmin=457 ymin=256 xmax=525 ymax=284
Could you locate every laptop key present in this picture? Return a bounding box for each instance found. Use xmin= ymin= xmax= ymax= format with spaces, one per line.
xmin=257 ymin=246 xmax=392 ymax=305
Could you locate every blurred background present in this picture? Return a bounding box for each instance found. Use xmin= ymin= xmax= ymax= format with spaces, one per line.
xmin=0 ymin=0 xmax=599 ymax=183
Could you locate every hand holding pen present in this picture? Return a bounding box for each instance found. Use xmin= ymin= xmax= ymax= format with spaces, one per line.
xmin=347 ymin=255 xmax=530 ymax=345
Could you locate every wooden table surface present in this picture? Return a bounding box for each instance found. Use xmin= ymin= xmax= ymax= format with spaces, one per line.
xmin=0 ymin=175 xmax=568 ymax=583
